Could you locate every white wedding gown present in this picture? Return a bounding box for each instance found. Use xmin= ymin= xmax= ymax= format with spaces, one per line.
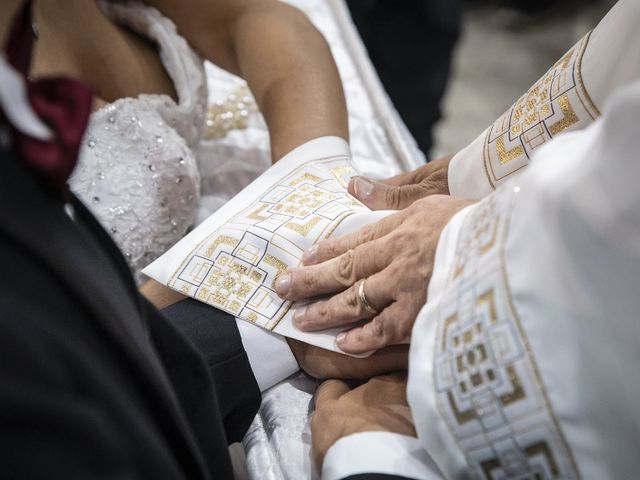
xmin=69 ymin=1 xmax=424 ymax=478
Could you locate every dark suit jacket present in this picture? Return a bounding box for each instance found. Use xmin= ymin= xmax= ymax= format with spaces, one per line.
xmin=0 ymin=147 xmax=410 ymax=480
xmin=0 ymin=147 xmax=259 ymax=479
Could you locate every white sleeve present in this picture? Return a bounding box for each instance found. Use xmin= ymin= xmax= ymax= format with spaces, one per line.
xmin=322 ymin=432 xmax=442 ymax=480
xmin=235 ymin=319 xmax=299 ymax=392
xmin=408 ymin=79 xmax=640 ymax=479
xmin=448 ymin=0 xmax=640 ymax=199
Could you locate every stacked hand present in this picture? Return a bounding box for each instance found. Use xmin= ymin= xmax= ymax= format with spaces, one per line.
xmin=146 ymin=161 xmax=468 ymax=374
xmin=312 ymin=373 xmax=415 ymax=467
xmin=305 ymin=162 xmax=461 ymax=470
xmin=348 ymin=156 xmax=451 ymax=210
xmin=276 ymin=193 xmax=473 ymax=354
xmin=287 ymin=338 xmax=408 ymax=380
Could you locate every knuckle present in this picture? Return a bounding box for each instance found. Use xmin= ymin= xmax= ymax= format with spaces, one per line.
xmin=389 ymin=229 xmax=411 ymax=251
xmin=356 ymin=224 xmax=375 ymax=245
xmin=421 ymin=178 xmax=438 ymax=196
xmin=372 ymin=220 xmax=392 ymax=241
xmin=415 ymin=182 xmax=433 ymax=198
xmin=316 ymin=302 xmax=330 ymax=320
xmin=400 ymin=186 xmax=421 ymax=205
xmin=323 ymin=240 xmax=342 ymax=259
xmin=336 ymin=249 xmax=356 ymax=285
xmin=299 ymin=269 xmax=319 ymax=291
xmin=346 ymin=286 xmax=363 ymax=315
xmin=371 ymin=316 xmax=386 ymax=338
xmin=384 ymin=186 xmax=403 ymax=209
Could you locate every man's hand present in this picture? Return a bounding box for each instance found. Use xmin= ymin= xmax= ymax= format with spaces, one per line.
xmin=312 ymin=373 xmax=415 ymax=468
xmin=276 ymin=194 xmax=474 ymax=354
xmin=348 ymin=156 xmax=451 ymax=210
xmin=287 ymin=339 xmax=408 ymax=380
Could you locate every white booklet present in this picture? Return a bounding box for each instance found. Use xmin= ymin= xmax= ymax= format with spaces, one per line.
xmin=143 ymin=137 xmax=392 ymax=355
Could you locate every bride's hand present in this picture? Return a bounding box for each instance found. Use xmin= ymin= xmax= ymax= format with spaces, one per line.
xmin=140 ymin=279 xmax=187 ymax=310
xmin=287 ymin=339 xmax=408 ymax=380
xmin=275 ymin=194 xmax=474 ymax=354
xmin=348 ymin=156 xmax=451 ymax=210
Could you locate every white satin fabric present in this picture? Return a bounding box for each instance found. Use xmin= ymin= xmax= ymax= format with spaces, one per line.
xmin=408 ymin=79 xmax=640 ymax=479
xmin=448 ymin=0 xmax=640 ymax=199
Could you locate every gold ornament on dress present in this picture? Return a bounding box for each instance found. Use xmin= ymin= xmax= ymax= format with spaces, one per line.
xmin=204 ymin=84 xmax=257 ymax=139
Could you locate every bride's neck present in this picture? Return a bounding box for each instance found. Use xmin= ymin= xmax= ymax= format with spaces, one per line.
xmin=2 ymin=0 xmax=178 ymax=106
xmin=1 ymin=0 xmax=109 ymax=47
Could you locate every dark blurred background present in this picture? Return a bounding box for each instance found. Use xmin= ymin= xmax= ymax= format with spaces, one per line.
xmin=347 ymin=0 xmax=613 ymax=160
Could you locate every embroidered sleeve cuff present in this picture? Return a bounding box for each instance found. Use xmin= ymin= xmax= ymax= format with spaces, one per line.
xmin=447 ymin=130 xmax=494 ymax=200
xmin=322 ymin=432 xmax=442 ymax=480
xmin=235 ymin=319 xmax=299 ymax=392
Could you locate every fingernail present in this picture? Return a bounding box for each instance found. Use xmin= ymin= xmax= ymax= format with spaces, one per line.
xmin=294 ymin=306 xmax=307 ymax=327
xmin=275 ymin=274 xmax=291 ymax=296
xmin=303 ymin=245 xmax=318 ymax=265
xmin=354 ymin=177 xmax=374 ymax=200
xmin=336 ymin=332 xmax=347 ymax=345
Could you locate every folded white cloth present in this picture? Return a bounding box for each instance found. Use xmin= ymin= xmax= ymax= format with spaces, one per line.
xmin=144 ymin=136 xmax=394 ymax=355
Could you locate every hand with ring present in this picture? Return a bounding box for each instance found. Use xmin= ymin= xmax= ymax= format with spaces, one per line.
xmin=275 ymin=194 xmax=474 ymax=354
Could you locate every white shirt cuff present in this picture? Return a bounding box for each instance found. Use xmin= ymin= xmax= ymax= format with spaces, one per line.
xmin=235 ymin=319 xmax=299 ymax=392
xmin=322 ymin=432 xmax=442 ymax=480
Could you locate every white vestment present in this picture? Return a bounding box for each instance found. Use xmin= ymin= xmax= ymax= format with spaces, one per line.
xmin=325 ymin=0 xmax=640 ymax=478
xmin=448 ymin=0 xmax=640 ymax=199
xmin=405 ymin=76 xmax=640 ymax=480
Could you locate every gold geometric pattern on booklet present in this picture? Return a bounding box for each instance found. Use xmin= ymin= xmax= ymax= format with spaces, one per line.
xmin=434 ymin=187 xmax=579 ymax=479
xmin=483 ymin=31 xmax=599 ymax=188
xmin=168 ymin=156 xmax=366 ymax=330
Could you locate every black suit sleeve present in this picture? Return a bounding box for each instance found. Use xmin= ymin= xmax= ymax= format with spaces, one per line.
xmin=0 ymin=298 xmax=157 ymax=479
xmin=158 ymin=298 xmax=261 ymax=443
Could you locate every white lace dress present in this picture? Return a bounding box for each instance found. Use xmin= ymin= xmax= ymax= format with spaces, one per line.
xmin=69 ymin=2 xmax=257 ymax=283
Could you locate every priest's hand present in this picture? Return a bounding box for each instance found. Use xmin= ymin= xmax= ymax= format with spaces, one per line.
xmin=287 ymin=338 xmax=408 ymax=380
xmin=275 ymin=194 xmax=474 ymax=354
xmin=312 ymin=373 xmax=415 ymax=468
xmin=348 ymin=156 xmax=451 ymax=210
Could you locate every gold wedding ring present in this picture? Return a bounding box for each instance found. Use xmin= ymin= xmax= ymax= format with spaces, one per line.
xmin=358 ymin=279 xmax=378 ymax=315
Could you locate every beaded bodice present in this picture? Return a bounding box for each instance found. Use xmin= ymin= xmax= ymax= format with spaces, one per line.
xmin=69 ymin=2 xmax=208 ymax=282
